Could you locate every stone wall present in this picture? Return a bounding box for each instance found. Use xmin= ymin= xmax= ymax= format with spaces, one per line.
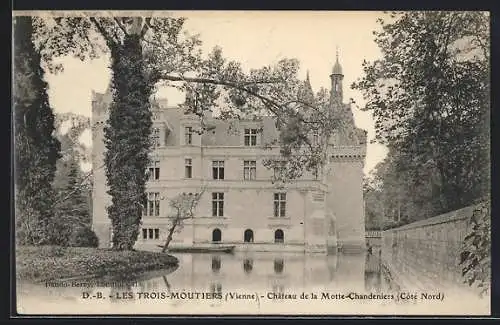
xmin=381 ymin=205 xmax=477 ymax=291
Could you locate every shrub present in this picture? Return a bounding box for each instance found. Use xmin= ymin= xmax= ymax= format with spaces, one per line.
xmin=47 ymin=216 xmax=73 ymax=246
xmin=69 ymin=227 xmax=99 ymax=248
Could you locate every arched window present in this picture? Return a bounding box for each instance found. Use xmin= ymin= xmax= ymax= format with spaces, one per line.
xmin=274 ymin=258 xmax=284 ymax=274
xmin=274 ymin=229 xmax=284 ymax=243
xmin=212 ymin=228 xmax=222 ymax=242
xmin=244 ymin=229 xmax=254 ymax=243
xmin=243 ymin=259 xmax=253 ymax=274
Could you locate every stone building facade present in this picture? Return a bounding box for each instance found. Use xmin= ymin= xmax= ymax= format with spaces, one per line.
xmin=91 ymin=55 xmax=367 ymax=254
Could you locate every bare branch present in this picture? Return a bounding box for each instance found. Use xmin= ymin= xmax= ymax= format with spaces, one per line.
xmin=158 ymin=73 xmax=283 ymax=115
xmin=89 ymin=17 xmax=116 ymax=48
xmin=53 ymin=169 xmax=94 ymax=207
xmin=53 ymin=151 xmax=119 ymax=207
xmin=113 ymin=17 xmax=128 ymax=36
xmin=140 ymin=17 xmax=152 ymax=38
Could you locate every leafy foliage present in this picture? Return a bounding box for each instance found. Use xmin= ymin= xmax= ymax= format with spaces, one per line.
xmin=104 ymin=33 xmax=154 ymax=250
xmin=459 ymin=201 xmax=491 ymax=296
xmin=32 ymin=14 xmax=108 ymax=73
xmin=50 ymin=158 xmax=92 ymax=246
xmin=16 ymin=245 xmax=178 ymax=282
xmin=53 ymin=112 xmax=92 ymax=167
xmin=69 ymin=226 xmax=99 ymax=247
xmin=52 ymin=112 xmax=93 ymax=226
xmin=14 ymin=16 xmax=61 ymax=245
xmin=355 ymin=12 xmax=490 ymax=224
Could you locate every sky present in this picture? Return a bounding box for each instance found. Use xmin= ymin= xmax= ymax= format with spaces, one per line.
xmin=44 ymin=11 xmax=388 ymax=175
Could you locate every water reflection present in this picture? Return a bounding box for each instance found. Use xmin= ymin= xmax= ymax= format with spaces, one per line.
xmin=210 ymin=282 xmax=222 ymax=295
xmin=364 ymin=251 xmax=382 ymax=293
xmin=274 ymin=258 xmax=284 ymax=274
xmin=17 ymin=251 xmax=491 ymax=314
xmin=17 ymin=252 xmax=371 ymax=311
xmin=161 ymin=252 xmax=367 ymax=294
xmin=211 ymin=255 xmax=221 ymax=273
xmin=243 ymin=259 xmax=253 ymax=274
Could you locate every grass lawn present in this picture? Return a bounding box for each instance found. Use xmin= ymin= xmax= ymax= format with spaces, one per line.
xmin=16 ymin=245 xmax=179 ymax=283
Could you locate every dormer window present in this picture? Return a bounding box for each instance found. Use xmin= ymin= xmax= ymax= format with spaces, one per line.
xmin=185 ymin=126 xmax=193 ymax=145
xmin=152 ymin=128 xmax=161 ymax=147
xmin=244 ymin=128 xmax=258 ymax=146
xmin=312 ymin=130 xmax=320 ymax=147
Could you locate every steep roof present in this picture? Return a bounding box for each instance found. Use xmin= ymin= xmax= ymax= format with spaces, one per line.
xmin=332 ymin=56 xmax=343 ymax=75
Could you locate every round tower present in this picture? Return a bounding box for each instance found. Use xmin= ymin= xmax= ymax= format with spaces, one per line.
xmin=324 ymin=48 xmax=367 ymax=254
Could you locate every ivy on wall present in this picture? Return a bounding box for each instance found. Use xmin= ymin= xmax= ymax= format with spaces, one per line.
xmin=459 ymin=200 xmax=491 ymax=297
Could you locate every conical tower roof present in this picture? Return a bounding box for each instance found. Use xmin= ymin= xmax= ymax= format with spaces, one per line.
xmin=297 ymin=70 xmax=315 ymax=105
xmin=332 ymin=47 xmax=343 ymax=75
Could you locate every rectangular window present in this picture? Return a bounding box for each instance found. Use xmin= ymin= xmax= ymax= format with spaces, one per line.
xmin=212 ymin=160 xmax=225 ymax=180
xmin=185 ymin=158 xmax=192 ymax=178
xmin=152 ymin=128 xmax=161 ymax=147
xmin=273 ymin=161 xmax=286 ymax=180
xmin=244 ymin=128 xmax=258 ymax=146
xmin=212 ymin=192 xmax=224 ymax=217
xmin=142 ymin=228 xmax=160 ymax=240
xmin=312 ymin=130 xmax=319 ymax=147
xmin=185 ymin=126 xmax=193 ymax=145
xmin=313 ymin=166 xmax=319 ymax=180
xmin=155 ymin=193 xmax=160 ymax=216
xmin=273 ymin=193 xmax=286 ymax=217
xmin=243 ymin=160 xmax=257 ymax=180
xmin=145 ymin=192 xmax=160 ymax=217
xmin=148 ymin=161 xmax=160 ymax=181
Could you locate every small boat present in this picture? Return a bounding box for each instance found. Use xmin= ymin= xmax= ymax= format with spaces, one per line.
xmin=157 ymin=245 xmax=236 ymax=254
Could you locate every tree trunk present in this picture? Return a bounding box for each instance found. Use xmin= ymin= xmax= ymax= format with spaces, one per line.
xmin=104 ymin=33 xmax=154 ymax=251
xmin=161 ymin=219 xmax=179 ymax=253
xmin=14 ymin=16 xmax=61 ymax=245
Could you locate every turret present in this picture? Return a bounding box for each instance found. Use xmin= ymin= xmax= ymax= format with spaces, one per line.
xmin=330 ymin=47 xmax=344 ymax=103
xmin=297 ymin=70 xmax=315 ymax=114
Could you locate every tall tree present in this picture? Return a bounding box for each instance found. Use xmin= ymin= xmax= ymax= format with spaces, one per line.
xmin=352 ymin=11 xmax=490 ymax=219
xmin=51 ymin=157 xmax=92 ymax=246
xmin=32 ymin=13 xmax=342 ymax=250
xmin=13 ymin=16 xmax=61 ymax=245
xmin=104 ymin=32 xmax=154 ymax=250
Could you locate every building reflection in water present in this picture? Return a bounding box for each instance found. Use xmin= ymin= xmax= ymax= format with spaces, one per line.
xmin=210 ymin=282 xmax=222 ymax=295
xmin=212 ymin=255 xmax=221 ymax=274
xmin=243 ymin=259 xmax=253 ymax=274
xmin=148 ymin=252 xmax=366 ymax=297
xmin=18 ymin=252 xmax=368 ymax=310
xmin=274 ymin=258 xmax=284 ymax=274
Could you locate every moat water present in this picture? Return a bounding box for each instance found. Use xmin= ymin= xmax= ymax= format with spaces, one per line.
xmin=17 ymin=251 xmax=489 ymax=315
